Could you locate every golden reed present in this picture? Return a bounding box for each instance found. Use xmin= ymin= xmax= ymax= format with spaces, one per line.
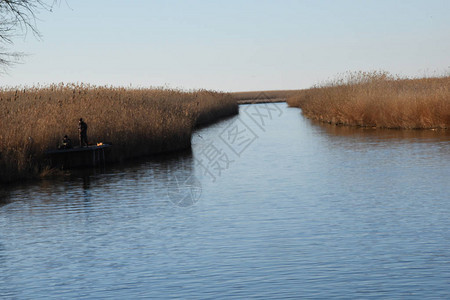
xmin=0 ymin=84 xmax=237 ymax=183
xmin=287 ymin=71 xmax=450 ymax=129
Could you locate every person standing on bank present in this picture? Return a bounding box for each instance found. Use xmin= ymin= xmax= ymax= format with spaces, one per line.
xmin=78 ymin=118 xmax=88 ymax=147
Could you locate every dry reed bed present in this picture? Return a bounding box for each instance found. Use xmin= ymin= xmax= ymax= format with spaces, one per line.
xmin=232 ymin=90 xmax=300 ymax=102
xmin=287 ymin=72 xmax=450 ymax=129
xmin=0 ymin=84 xmax=237 ymax=183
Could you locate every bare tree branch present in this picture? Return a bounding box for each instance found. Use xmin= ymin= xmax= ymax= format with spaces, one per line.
xmin=0 ymin=0 xmax=57 ymax=68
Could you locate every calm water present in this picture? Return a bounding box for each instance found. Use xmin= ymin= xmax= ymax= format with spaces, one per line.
xmin=1 ymin=103 xmax=449 ymax=299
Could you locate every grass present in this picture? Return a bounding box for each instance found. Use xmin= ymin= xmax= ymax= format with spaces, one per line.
xmin=287 ymin=71 xmax=450 ymax=129
xmin=0 ymin=84 xmax=237 ymax=183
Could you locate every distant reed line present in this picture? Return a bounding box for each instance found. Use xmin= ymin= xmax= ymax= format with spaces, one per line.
xmin=287 ymin=72 xmax=450 ymax=129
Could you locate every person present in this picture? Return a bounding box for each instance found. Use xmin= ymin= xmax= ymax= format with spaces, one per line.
xmin=58 ymin=135 xmax=73 ymax=150
xmin=78 ymin=118 xmax=88 ymax=147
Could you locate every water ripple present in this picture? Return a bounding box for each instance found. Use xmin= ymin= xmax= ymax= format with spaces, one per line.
xmin=1 ymin=104 xmax=449 ymax=298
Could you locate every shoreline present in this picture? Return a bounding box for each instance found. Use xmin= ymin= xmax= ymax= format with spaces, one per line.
xmin=287 ymin=73 xmax=450 ymax=130
xmin=237 ymin=98 xmax=286 ymax=104
xmin=0 ymin=86 xmax=238 ymax=184
xmin=1 ymin=108 xmax=239 ymax=186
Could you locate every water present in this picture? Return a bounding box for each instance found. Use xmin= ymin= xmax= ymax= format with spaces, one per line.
xmin=1 ymin=103 xmax=449 ymax=299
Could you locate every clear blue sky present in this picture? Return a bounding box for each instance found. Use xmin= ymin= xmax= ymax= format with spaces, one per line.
xmin=1 ymin=0 xmax=449 ymax=91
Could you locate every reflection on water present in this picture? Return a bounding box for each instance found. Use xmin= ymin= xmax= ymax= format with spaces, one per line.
xmin=0 ymin=191 xmax=11 ymax=207
xmin=315 ymin=120 xmax=450 ymax=140
xmin=2 ymin=149 xmax=198 ymax=210
xmin=1 ymin=104 xmax=449 ymax=299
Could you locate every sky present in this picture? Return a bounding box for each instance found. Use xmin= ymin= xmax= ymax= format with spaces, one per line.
xmin=1 ymin=0 xmax=449 ymax=91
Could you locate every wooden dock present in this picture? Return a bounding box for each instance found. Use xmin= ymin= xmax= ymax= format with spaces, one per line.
xmin=45 ymin=144 xmax=112 ymax=169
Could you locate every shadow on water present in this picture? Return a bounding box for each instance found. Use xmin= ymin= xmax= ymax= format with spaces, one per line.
xmin=310 ymin=120 xmax=450 ymax=142
xmin=0 ymin=148 xmax=199 ymax=209
xmin=306 ymin=119 xmax=450 ymax=155
xmin=0 ymin=190 xmax=12 ymax=207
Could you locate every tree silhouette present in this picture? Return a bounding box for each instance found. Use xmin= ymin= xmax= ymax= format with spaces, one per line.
xmin=0 ymin=0 xmax=57 ymax=67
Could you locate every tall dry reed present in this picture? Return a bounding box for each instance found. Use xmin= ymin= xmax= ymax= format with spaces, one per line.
xmin=0 ymin=84 xmax=237 ymax=183
xmin=231 ymin=90 xmax=300 ymax=101
xmin=287 ymin=71 xmax=450 ymax=129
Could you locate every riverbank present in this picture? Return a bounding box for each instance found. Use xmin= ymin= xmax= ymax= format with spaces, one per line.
xmin=287 ymin=72 xmax=450 ymax=129
xmin=0 ymin=84 xmax=238 ymax=183
xmin=231 ymin=90 xmax=298 ymax=104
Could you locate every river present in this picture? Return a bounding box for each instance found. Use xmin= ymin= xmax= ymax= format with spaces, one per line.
xmin=1 ymin=103 xmax=449 ymax=299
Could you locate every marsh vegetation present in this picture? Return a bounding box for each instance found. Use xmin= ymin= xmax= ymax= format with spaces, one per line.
xmin=231 ymin=90 xmax=298 ymax=103
xmin=287 ymin=72 xmax=450 ymax=129
xmin=0 ymin=84 xmax=237 ymax=183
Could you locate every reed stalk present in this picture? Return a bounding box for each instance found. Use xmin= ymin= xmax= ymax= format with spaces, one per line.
xmin=0 ymin=84 xmax=238 ymax=183
xmin=287 ymin=72 xmax=450 ymax=129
